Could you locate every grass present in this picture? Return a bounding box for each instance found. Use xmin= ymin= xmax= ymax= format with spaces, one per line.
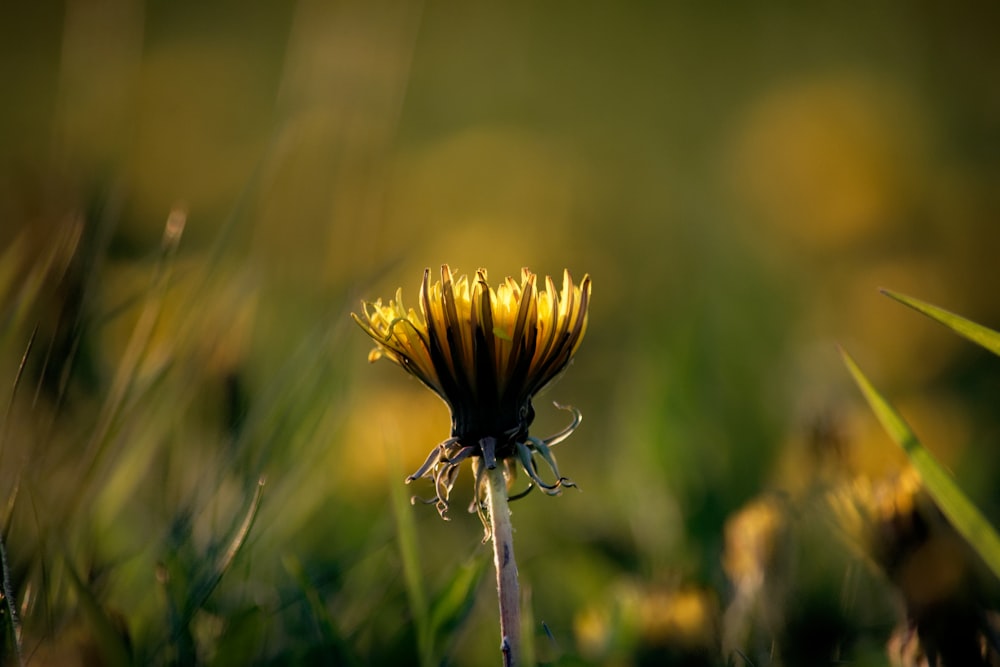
xmin=7 ymin=214 xmax=1000 ymax=665
xmin=3 ymin=5 xmax=1000 ymax=665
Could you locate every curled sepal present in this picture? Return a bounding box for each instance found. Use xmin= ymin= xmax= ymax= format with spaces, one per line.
xmin=404 ymin=406 xmax=582 ymax=525
xmin=543 ymin=402 xmax=582 ymax=447
xmin=442 ymin=445 xmax=477 ymax=467
xmin=515 ymin=441 xmax=563 ymax=493
xmin=407 ymin=436 xmax=471 ymax=519
xmin=528 ymin=436 xmax=576 ymax=490
xmin=406 ymin=438 xmax=456 ymax=483
xmin=410 ymin=492 xmax=454 ymax=523
xmin=434 ymin=463 xmax=462 ymax=516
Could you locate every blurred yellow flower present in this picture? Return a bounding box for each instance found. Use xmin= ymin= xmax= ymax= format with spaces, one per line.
xmin=721 ymin=495 xmax=790 ymax=658
xmin=353 ymin=264 xmax=591 ymax=523
xmin=828 ymin=468 xmax=997 ymax=664
xmin=574 ymin=582 xmax=719 ymax=664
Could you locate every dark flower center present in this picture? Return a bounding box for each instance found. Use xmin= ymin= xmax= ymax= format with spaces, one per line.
xmin=450 ymin=398 xmax=535 ymax=463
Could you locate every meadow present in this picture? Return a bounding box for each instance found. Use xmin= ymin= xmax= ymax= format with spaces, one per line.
xmin=3 ymin=3 xmax=1000 ymax=665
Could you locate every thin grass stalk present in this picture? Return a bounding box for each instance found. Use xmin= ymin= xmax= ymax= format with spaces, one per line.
xmin=387 ymin=437 xmax=433 ymax=667
xmin=0 ymin=326 xmax=36 ymax=667
xmin=484 ymin=464 xmax=521 ymax=667
xmin=73 ymin=210 xmax=184 ymax=510
xmin=0 ymin=533 xmax=23 ymax=667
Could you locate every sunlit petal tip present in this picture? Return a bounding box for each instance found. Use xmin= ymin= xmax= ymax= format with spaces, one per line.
xmin=419 ymin=268 xmax=431 ymax=310
xmin=543 ymin=272 xmax=554 ymax=293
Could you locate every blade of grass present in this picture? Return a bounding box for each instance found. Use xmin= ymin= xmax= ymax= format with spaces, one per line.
xmin=282 ymin=553 xmax=358 ymax=666
xmin=0 ymin=327 xmax=36 ymax=667
xmin=74 ymin=210 xmax=185 ymax=505
xmin=0 ymin=532 xmax=23 ymax=667
xmin=190 ymin=475 xmax=266 ymax=615
xmin=62 ymin=551 xmax=131 ymax=667
xmin=386 ymin=436 xmax=433 ymax=667
xmin=0 ymin=224 xmax=81 ymax=348
xmin=427 ymin=554 xmax=488 ymax=658
xmin=0 ymin=234 xmax=28 ymax=320
xmin=881 ymin=289 xmax=1000 ymax=357
xmin=839 ymin=346 xmax=1000 ymax=581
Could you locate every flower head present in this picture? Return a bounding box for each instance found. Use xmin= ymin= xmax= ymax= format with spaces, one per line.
xmin=353 ymin=265 xmax=591 ymax=526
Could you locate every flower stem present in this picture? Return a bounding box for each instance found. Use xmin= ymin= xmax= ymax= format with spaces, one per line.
xmin=485 ymin=464 xmax=521 ymax=667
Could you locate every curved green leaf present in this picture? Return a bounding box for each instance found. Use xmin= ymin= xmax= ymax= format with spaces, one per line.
xmin=839 ymin=346 xmax=1000 ymax=581
xmin=881 ymin=289 xmax=1000 ymax=357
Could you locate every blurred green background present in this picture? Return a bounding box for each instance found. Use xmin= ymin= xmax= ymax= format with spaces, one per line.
xmin=3 ymin=2 xmax=1000 ymax=665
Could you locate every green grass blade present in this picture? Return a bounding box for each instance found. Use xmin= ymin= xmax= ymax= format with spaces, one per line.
xmin=0 ymin=531 xmax=23 ymax=667
xmin=427 ymin=554 xmax=488 ymax=655
xmin=387 ymin=442 xmax=433 ymax=667
xmin=881 ymin=289 xmax=1000 ymax=357
xmin=839 ymin=346 xmax=1000 ymax=581
xmin=75 ymin=211 xmax=184 ymax=507
xmin=282 ymin=554 xmax=358 ymax=666
xmin=62 ymin=552 xmax=132 ymax=667
xmin=190 ymin=476 xmax=267 ymax=616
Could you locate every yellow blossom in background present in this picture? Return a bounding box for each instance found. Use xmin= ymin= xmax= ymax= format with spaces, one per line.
xmin=353 ymin=264 xmax=591 ymax=525
xmin=574 ymin=582 xmax=719 ymax=665
xmin=721 ymin=495 xmax=791 ymax=658
xmin=827 ymin=467 xmax=998 ymax=664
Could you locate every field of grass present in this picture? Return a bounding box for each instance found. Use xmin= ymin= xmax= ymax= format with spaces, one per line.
xmin=3 ymin=3 xmax=1000 ymax=665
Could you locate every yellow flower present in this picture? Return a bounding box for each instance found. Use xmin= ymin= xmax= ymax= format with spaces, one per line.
xmin=353 ymin=265 xmax=591 ymax=523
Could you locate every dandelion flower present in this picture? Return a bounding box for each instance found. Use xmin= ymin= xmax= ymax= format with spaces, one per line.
xmin=352 ymin=264 xmax=591 ymax=528
xmin=355 ymin=264 xmax=591 ymax=665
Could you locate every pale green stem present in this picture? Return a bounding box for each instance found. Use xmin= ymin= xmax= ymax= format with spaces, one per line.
xmin=485 ymin=464 xmax=521 ymax=667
